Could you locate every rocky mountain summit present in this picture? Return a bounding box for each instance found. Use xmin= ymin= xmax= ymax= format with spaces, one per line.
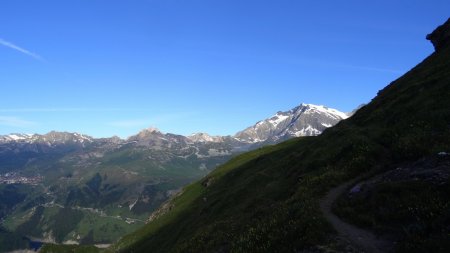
xmin=0 ymin=133 xmax=33 ymax=142
xmin=234 ymin=103 xmax=348 ymax=143
xmin=0 ymin=131 xmax=94 ymax=145
xmin=188 ymin=133 xmax=224 ymax=143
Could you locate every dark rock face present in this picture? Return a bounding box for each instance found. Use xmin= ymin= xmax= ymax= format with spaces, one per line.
xmin=426 ymin=18 xmax=450 ymax=52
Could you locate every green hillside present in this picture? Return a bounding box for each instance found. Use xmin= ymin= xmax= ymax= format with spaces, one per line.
xmin=107 ymin=20 xmax=450 ymax=253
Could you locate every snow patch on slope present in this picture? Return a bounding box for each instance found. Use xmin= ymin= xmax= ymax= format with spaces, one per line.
xmin=302 ymin=103 xmax=349 ymax=120
xmin=268 ymin=114 xmax=289 ymax=127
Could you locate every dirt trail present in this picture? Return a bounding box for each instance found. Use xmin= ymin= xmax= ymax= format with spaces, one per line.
xmin=320 ymin=177 xmax=392 ymax=253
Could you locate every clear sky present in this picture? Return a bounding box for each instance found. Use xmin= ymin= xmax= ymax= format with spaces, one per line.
xmin=0 ymin=0 xmax=449 ymax=138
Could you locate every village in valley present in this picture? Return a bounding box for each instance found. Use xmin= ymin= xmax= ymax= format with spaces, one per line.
xmin=0 ymin=172 xmax=43 ymax=185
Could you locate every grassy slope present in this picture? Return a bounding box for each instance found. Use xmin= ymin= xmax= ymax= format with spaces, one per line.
xmin=110 ymin=40 xmax=450 ymax=252
xmin=0 ymin=227 xmax=29 ymax=252
xmin=40 ymin=244 xmax=100 ymax=253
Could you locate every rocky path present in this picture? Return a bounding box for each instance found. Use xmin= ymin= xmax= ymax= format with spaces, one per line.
xmin=319 ymin=177 xmax=392 ymax=253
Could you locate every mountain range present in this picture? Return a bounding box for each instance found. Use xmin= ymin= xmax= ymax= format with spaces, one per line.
xmin=0 ymin=103 xmax=348 ymax=146
xmin=0 ymin=103 xmax=348 ymax=250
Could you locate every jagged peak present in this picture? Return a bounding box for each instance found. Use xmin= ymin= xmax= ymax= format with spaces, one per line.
xmin=292 ymin=103 xmax=349 ymax=120
xmin=188 ymin=132 xmax=223 ymax=143
xmin=144 ymin=127 xmax=161 ymax=133
xmin=137 ymin=127 xmax=162 ymax=136
xmin=126 ymin=127 xmax=164 ymax=141
xmin=0 ymin=131 xmax=95 ymax=144
xmin=0 ymin=133 xmax=34 ymax=141
xmin=39 ymin=131 xmax=94 ymax=143
xmin=234 ymin=102 xmax=349 ymax=143
xmin=189 ymin=132 xmax=210 ymax=136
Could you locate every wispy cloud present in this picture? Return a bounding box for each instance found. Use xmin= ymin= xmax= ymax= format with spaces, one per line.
xmin=0 ymin=108 xmax=140 ymax=113
xmin=0 ymin=116 xmax=37 ymax=127
xmin=0 ymin=38 xmax=45 ymax=61
xmin=335 ymin=63 xmax=403 ymax=74
xmin=279 ymin=56 xmax=404 ymax=75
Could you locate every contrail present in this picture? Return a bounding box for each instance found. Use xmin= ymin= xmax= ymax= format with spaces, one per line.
xmin=0 ymin=38 xmax=45 ymax=61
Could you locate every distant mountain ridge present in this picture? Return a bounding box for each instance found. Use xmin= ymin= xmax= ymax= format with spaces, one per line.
xmin=0 ymin=103 xmax=348 ymax=147
xmin=0 ymin=131 xmax=94 ymax=145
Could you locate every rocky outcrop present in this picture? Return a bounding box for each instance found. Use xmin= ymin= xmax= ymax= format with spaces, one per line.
xmin=188 ymin=133 xmax=223 ymax=143
xmin=426 ymin=18 xmax=450 ymax=52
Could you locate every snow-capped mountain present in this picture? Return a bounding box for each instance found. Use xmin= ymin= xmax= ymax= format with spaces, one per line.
xmin=0 ymin=103 xmax=349 ymax=149
xmin=234 ymin=103 xmax=348 ymax=143
xmin=0 ymin=133 xmax=34 ymax=142
xmin=0 ymin=131 xmax=94 ymax=145
xmin=35 ymin=131 xmax=94 ymax=144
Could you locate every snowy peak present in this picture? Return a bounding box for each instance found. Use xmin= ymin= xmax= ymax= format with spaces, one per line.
xmin=37 ymin=131 xmax=94 ymax=144
xmin=293 ymin=103 xmax=349 ymax=120
xmin=267 ymin=112 xmax=290 ymax=128
xmin=0 ymin=133 xmax=34 ymax=142
xmin=0 ymin=132 xmax=94 ymax=144
xmin=234 ymin=103 xmax=348 ymax=143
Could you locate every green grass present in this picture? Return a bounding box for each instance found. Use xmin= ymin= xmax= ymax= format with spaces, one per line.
xmin=0 ymin=226 xmax=29 ymax=252
xmin=73 ymin=209 xmax=143 ymax=244
xmin=110 ymin=40 xmax=450 ymax=252
xmin=334 ymin=178 xmax=450 ymax=252
xmin=4 ymin=202 xmax=143 ymax=247
xmin=40 ymin=244 xmax=101 ymax=253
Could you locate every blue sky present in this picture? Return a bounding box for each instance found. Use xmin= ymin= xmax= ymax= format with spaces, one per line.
xmin=0 ymin=0 xmax=449 ymax=138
